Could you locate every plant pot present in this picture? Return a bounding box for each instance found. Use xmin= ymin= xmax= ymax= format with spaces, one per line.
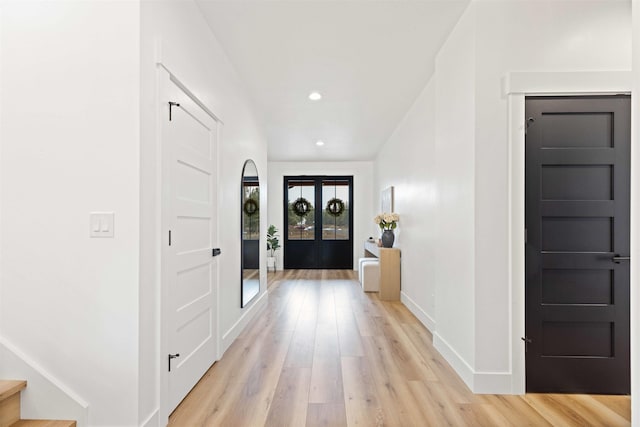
xmin=267 ymin=256 xmax=276 ymax=271
xmin=381 ymin=230 xmax=395 ymax=248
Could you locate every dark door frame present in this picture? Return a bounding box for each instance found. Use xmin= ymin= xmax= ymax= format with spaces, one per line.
xmin=283 ymin=175 xmax=354 ymax=269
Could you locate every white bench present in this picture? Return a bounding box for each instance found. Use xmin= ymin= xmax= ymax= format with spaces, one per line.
xmin=358 ymin=257 xmax=380 ymax=292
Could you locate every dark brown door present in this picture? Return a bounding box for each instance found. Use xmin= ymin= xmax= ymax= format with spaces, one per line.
xmin=525 ymin=96 xmax=630 ymax=394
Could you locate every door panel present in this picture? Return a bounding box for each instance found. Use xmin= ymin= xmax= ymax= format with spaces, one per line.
xmin=284 ymin=176 xmax=353 ymax=269
xmin=525 ymin=96 xmax=630 ymax=394
xmin=287 ymin=179 xmax=316 ymax=241
xmin=164 ymin=78 xmax=219 ymax=412
xmin=322 ymin=180 xmax=350 ymax=240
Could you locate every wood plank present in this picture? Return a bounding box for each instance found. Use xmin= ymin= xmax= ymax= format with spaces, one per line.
xmin=482 ymin=394 xmax=553 ymax=426
xmin=552 ymin=394 xmax=630 ymax=427
xmin=407 ymin=380 xmax=468 ymax=426
xmin=591 ymin=394 xmax=632 ymax=422
xmin=0 ymin=380 xmax=26 ymax=402
xmin=306 ymin=403 xmax=347 ymax=427
xmin=264 ymin=367 xmax=311 ymax=427
xmin=11 ymin=421 xmax=76 ymax=427
xmin=361 ymin=337 xmax=426 ymax=426
xmin=399 ymin=322 xmax=479 ymax=404
xmin=309 ymin=357 xmax=344 ymax=404
xmin=284 ymin=329 xmax=316 ymax=368
xmin=372 ymin=316 xmax=437 ymax=382
xmin=340 ymin=356 xmax=377 ymax=403
xmin=458 ymin=403 xmax=513 ymax=427
xmin=341 ymin=357 xmax=380 ymax=427
xmin=218 ymin=330 xmax=293 ymax=427
xmin=524 ymin=393 xmax=604 ymax=426
xmin=0 ymin=393 xmax=21 ymax=427
xmin=0 ymin=381 xmax=26 ymax=427
xmin=336 ymin=311 xmax=364 ymax=357
xmin=168 ymin=270 xmax=631 ymax=427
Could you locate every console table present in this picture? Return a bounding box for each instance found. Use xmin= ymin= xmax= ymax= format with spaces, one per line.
xmin=363 ymin=241 xmax=401 ymax=301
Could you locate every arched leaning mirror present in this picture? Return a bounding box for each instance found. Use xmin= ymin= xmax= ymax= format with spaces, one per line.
xmin=241 ymin=159 xmax=260 ymax=307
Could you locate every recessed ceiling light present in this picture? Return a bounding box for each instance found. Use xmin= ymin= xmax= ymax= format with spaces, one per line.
xmin=308 ymin=92 xmax=322 ymax=101
xmin=316 ymin=140 xmax=325 ymax=146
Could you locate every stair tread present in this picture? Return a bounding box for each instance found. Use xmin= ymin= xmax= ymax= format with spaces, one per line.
xmin=0 ymin=380 xmax=27 ymax=402
xmin=11 ymin=421 xmax=76 ymax=427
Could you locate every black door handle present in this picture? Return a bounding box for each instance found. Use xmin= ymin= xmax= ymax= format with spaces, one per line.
xmin=212 ymin=248 xmax=221 ymax=257
xmin=612 ymin=255 xmax=630 ymax=264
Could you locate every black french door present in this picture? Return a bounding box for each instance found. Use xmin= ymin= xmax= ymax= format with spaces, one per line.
xmin=283 ymin=176 xmax=353 ymax=269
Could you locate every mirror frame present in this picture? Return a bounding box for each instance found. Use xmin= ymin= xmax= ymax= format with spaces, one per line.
xmin=241 ymin=159 xmax=260 ymax=308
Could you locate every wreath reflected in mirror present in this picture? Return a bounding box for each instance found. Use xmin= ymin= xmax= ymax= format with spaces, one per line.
xmin=292 ymin=197 xmax=312 ymax=217
xmin=326 ymin=197 xmax=345 ymax=217
xmin=243 ymin=198 xmax=259 ymax=216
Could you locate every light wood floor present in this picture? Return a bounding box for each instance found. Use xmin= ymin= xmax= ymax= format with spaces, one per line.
xmin=169 ymin=270 xmax=631 ymax=426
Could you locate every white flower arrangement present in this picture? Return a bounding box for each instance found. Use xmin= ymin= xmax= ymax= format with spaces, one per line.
xmin=374 ymin=212 xmax=399 ymax=230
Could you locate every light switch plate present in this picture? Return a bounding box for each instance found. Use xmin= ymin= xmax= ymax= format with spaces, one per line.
xmin=90 ymin=212 xmax=114 ymax=238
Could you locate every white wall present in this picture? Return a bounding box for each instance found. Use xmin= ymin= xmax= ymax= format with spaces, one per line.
xmin=375 ymin=0 xmax=632 ymax=393
xmin=0 ymin=338 xmax=88 ymax=426
xmin=474 ymin=0 xmax=630 ymax=390
xmin=433 ymin=6 xmax=478 ymax=377
xmin=0 ymin=2 xmax=141 ymax=425
xmin=0 ymin=1 xmax=268 ymax=425
xmin=472 ymin=0 xmax=632 ymax=377
xmin=140 ymin=1 xmax=268 ymax=425
xmin=375 ymin=80 xmax=438 ymax=330
xmin=267 ymin=161 xmax=374 ymax=271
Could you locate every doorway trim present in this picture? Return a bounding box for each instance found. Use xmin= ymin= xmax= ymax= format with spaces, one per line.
xmin=505 ymin=70 xmax=633 ymax=394
xmin=156 ymin=62 xmax=222 ymax=422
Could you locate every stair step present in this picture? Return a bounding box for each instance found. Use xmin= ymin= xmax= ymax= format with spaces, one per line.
xmin=1 ymin=381 xmax=76 ymax=427
xmin=0 ymin=381 xmax=27 ymax=403
xmin=11 ymin=422 xmax=76 ymax=427
xmin=0 ymin=381 xmax=27 ymax=427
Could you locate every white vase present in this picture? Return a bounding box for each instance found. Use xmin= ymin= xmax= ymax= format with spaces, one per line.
xmin=267 ymin=256 xmax=276 ymax=271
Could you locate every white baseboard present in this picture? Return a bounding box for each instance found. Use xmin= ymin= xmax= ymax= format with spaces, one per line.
xmin=400 ymin=291 xmax=436 ymax=332
xmin=473 ymin=371 xmax=513 ymax=394
xmin=433 ymin=332 xmax=514 ymax=394
xmin=433 ymin=332 xmax=475 ymax=390
xmin=0 ymin=336 xmax=89 ymax=427
xmin=140 ymin=409 xmax=159 ymax=427
xmin=221 ymin=290 xmax=268 ymax=353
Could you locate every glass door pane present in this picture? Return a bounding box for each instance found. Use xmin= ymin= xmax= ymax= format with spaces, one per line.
xmin=287 ymin=180 xmax=315 ymax=240
xmin=322 ymin=179 xmax=350 ymax=240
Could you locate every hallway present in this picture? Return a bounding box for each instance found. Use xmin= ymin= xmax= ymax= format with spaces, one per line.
xmin=168 ymin=270 xmax=631 ymax=426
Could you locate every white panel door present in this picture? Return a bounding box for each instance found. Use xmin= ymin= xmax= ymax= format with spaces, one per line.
xmin=163 ymin=77 xmax=219 ymax=413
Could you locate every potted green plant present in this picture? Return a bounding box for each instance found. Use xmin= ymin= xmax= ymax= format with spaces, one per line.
xmin=266 ymin=225 xmax=280 ymax=271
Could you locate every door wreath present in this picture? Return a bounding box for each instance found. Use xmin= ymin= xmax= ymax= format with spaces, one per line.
xmin=243 ymin=198 xmax=259 ymax=216
xmin=325 ymin=197 xmax=345 ymax=217
xmin=292 ymin=197 xmax=312 ymax=217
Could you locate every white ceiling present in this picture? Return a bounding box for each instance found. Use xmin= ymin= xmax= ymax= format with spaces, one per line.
xmin=196 ymin=0 xmax=470 ymax=161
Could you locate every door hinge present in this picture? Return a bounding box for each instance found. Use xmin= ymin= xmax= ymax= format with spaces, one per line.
xmin=169 ymin=230 xmax=172 ymax=246
xmin=524 ymin=228 xmax=528 ymax=244
xmin=168 ymin=353 xmax=180 ymax=372
xmin=168 ymin=101 xmax=180 ymax=121
xmin=521 ymin=336 xmax=532 ymax=352
xmin=525 ymin=117 xmax=535 ymax=135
